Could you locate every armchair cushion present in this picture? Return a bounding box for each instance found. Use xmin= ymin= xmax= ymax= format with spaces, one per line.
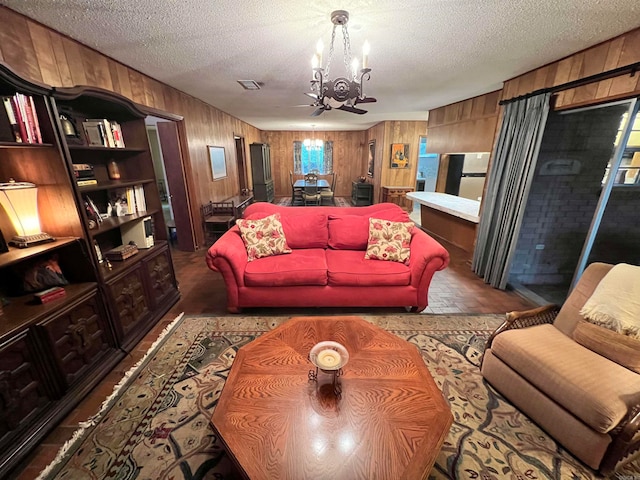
xmin=573 ymin=320 xmax=640 ymax=374
xmin=491 ymin=324 xmax=640 ymax=434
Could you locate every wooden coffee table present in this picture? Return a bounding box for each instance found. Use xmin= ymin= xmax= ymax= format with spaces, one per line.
xmin=211 ymin=316 xmax=452 ymax=480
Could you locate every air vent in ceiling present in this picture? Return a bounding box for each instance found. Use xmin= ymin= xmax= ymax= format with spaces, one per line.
xmin=237 ymin=80 xmax=261 ymax=90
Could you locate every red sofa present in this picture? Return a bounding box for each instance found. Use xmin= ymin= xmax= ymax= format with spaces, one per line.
xmin=206 ymin=202 xmax=449 ymax=312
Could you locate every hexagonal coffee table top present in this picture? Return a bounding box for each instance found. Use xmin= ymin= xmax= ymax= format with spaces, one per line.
xmin=211 ymin=316 xmax=452 ymax=480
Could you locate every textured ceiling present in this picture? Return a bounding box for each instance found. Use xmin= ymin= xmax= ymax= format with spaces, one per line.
xmin=2 ymin=0 xmax=640 ymax=131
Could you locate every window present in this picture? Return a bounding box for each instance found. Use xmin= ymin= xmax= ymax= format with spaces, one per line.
xmin=293 ymin=140 xmax=333 ymax=174
xmin=604 ymin=110 xmax=640 ymax=186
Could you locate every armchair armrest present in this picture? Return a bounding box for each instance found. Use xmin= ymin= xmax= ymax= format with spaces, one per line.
xmin=485 ymin=304 xmax=560 ymax=351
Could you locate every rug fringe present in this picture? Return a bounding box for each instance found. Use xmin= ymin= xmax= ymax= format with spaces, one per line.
xmin=36 ymin=312 xmax=186 ymax=480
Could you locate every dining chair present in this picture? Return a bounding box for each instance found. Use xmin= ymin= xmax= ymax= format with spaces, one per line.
xmin=290 ymin=170 xmax=304 ymax=206
xmin=302 ymin=184 xmax=321 ymax=205
xmin=320 ymin=172 xmax=337 ymax=205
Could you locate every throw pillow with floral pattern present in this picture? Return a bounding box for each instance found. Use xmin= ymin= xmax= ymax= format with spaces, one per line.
xmin=364 ymin=218 xmax=414 ymax=264
xmin=236 ymin=213 xmax=292 ymax=261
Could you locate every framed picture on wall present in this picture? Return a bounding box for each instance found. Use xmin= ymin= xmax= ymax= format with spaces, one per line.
xmin=390 ymin=143 xmax=409 ymax=168
xmin=208 ymin=145 xmax=227 ymax=180
xmin=367 ymin=140 xmax=375 ymax=177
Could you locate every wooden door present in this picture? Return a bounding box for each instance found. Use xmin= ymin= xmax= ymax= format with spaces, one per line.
xmin=157 ymin=121 xmax=196 ymax=251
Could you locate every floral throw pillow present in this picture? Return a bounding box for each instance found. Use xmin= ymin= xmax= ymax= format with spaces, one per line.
xmin=236 ymin=213 xmax=292 ymax=262
xmin=364 ymin=218 xmax=414 ymax=263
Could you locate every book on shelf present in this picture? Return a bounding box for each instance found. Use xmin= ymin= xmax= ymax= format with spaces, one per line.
xmin=105 ymin=243 xmax=139 ymax=261
xmin=2 ymin=93 xmax=43 ymax=144
xmin=77 ymin=179 xmax=98 ymax=187
xmin=82 ymin=118 xmax=125 ymax=148
xmin=33 ymin=286 xmax=66 ymax=304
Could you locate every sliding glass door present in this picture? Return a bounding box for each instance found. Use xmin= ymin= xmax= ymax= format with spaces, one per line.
xmin=508 ymin=98 xmax=638 ymax=303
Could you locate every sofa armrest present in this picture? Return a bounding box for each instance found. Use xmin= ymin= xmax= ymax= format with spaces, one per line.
xmin=206 ymin=227 xmax=248 ymax=312
xmin=408 ymin=229 xmax=450 ymax=310
xmin=484 ymin=304 xmax=560 ymax=351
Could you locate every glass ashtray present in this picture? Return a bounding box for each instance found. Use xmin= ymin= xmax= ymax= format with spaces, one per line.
xmin=309 ymin=341 xmax=349 ymax=371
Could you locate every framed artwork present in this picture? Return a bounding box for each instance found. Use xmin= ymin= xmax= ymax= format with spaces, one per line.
xmin=367 ymin=140 xmax=375 ymax=177
xmin=208 ymin=146 xmax=227 ymax=180
xmin=390 ymin=143 xmax=409 ymax=168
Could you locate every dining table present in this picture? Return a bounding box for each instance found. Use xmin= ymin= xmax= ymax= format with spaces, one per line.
xmin=293 ymin=179 xmax=330 ymax=189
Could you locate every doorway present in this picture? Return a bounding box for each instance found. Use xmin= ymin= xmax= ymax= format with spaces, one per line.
xmin=145 ymin=115 xmax=197 ymax=251
xmin=235 ymin=135 xmax=249 ymax=194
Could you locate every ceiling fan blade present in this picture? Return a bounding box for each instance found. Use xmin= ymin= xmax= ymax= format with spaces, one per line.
xmin=337 ymin=104 xmax=367 ymax=115
xmin=311 ymin=107 xmax=325 ymax=116
xmin=355 ymin=96 xmax=377 ymax=104
xmin=305 ymin=92 xmax=319 ymax=100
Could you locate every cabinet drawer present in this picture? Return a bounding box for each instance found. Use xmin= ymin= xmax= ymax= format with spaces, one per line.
xmin=38 ymin=291 xmax=112 ymax=388
xmin=142 ymin=246 xmax=178 ymax=310
xmin=0 ymin=333 xmax=52 ymax=444
xmin=107 ymin=265 xmax=151 ymax=341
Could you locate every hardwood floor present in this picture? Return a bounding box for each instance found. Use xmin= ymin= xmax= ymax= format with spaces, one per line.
xmin=15 ymin=238 xmax=535 ymax=480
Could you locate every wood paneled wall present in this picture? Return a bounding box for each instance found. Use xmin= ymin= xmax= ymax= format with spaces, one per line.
xmin=0 ymin=7 xmax=262 ymax=249
xmin=262 ymin=130 xmax=367 ymax=197
xmin=375 ymin=121 xmax=427 ymax=203
xmin=502 ymin=27 xmax=640 ymax=108
xmin=426 ymin=90 xmax=501 ymax=154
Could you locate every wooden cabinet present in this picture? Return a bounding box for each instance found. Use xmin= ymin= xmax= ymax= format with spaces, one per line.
xmin=351 ymin=181 xmax=373 ymax=206
xmin=250 ymin=143 xmax=274 ymax=202
xmin=0 ymin=64 xmax=180 ymax=474
xmin=382 ymin=186 xmax=414 ymax=212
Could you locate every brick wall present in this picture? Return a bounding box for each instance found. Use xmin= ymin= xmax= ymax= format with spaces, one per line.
xmin=509 ymin=104 xmax=640 ymax=286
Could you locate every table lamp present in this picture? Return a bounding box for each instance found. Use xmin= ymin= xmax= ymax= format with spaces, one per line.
xmin=0 ymin=180 xmax=54 ymax=248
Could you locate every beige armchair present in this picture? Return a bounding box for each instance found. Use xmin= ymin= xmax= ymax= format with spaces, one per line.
xmin=482 ymin=262 xmax=640 ymax=475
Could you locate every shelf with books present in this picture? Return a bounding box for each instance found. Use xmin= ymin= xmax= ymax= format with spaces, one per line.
xmin=0 ymin=141 xmax=54 ymax=148
xmin=67 ymin=145 xmax=146 ymax=153
xmin=87 ymin=209 xmax=159 ymax=237
xmin=77 ymin=178 xmax=155 ymax=193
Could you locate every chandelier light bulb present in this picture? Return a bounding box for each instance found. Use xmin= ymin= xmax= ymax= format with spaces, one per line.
xmin=362 ymin=40 xmax=370 ymax=69
xmin=312 ymin=54 xmax=319 ymax=69
xmin=351 ymin=58 xmax=360 ymax=79
xmin=316 ymin=39 xmax=324 ymax=66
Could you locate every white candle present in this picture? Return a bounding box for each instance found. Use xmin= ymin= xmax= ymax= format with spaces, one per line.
xmin=317 ymin=349 xmax=341 ymax=369
xmin=362 ymin=41 xmax=370 ymax=69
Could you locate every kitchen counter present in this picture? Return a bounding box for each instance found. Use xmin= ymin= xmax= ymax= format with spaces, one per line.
xmin=407 ymin=192 xmax=481 ymax=252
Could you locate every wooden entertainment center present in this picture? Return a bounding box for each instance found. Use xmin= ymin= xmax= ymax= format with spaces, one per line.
xmin=0 ymin=63 xmax=179 ymax=474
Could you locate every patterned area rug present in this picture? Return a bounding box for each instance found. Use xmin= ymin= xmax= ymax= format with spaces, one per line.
xmin=39 ymin=314 xmax=639 ymax=480
xmin=275 ymin=196 xmax=351 ymax=207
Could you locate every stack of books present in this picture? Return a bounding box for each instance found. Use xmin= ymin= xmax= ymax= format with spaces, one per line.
xmin=82 ymin=118 xmax=125 ymax=148
xmin=2 ymin=93 xmax=43 ymax=144
xmin=34 ymin=286 xmax=66 ymax=304
xmin=73 ymin=163 xmax=97 ymax=186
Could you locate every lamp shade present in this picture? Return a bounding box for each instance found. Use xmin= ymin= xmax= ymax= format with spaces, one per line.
xmin=0 ymin=181 xmax=42 ymax=237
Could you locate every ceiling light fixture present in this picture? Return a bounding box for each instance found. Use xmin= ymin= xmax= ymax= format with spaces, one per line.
xmin=305 ymin=10 xmax=376 ymax=117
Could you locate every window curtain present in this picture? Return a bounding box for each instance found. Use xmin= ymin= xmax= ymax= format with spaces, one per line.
xmin=472 ymin=92 xmax=551 ymax=289
xmin=323 ymin=141 xmax=333 ymax=173
xmin=293 ymin=141 xmax=302 ymax=174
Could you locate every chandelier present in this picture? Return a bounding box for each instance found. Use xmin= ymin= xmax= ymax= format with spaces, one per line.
xmin=305 ymin=10 xmax=376 ymax=116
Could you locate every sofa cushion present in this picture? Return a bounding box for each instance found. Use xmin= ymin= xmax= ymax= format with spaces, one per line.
xmin=573 ymin=320 xmax=640 ymax=374
xmin=491 ymin=323 xmax=640 ymax=434
xmin=236 ymin=213 xmax=292 ymax=262
xmin=364 ymin=218 xmax=413 ymax=263
xmin=246 ymin=212 xmax=328 ymax=249
xmin=328 ymin=209 xmax=411 ymax=250
xmin=244 ymin=248 xmax=327 ymax=286
xmin=325 ymin=249 xmax=410 ymax=286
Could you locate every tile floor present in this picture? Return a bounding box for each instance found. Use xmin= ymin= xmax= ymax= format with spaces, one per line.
xmin=14 ymin=230 xmax=536 ymax=479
